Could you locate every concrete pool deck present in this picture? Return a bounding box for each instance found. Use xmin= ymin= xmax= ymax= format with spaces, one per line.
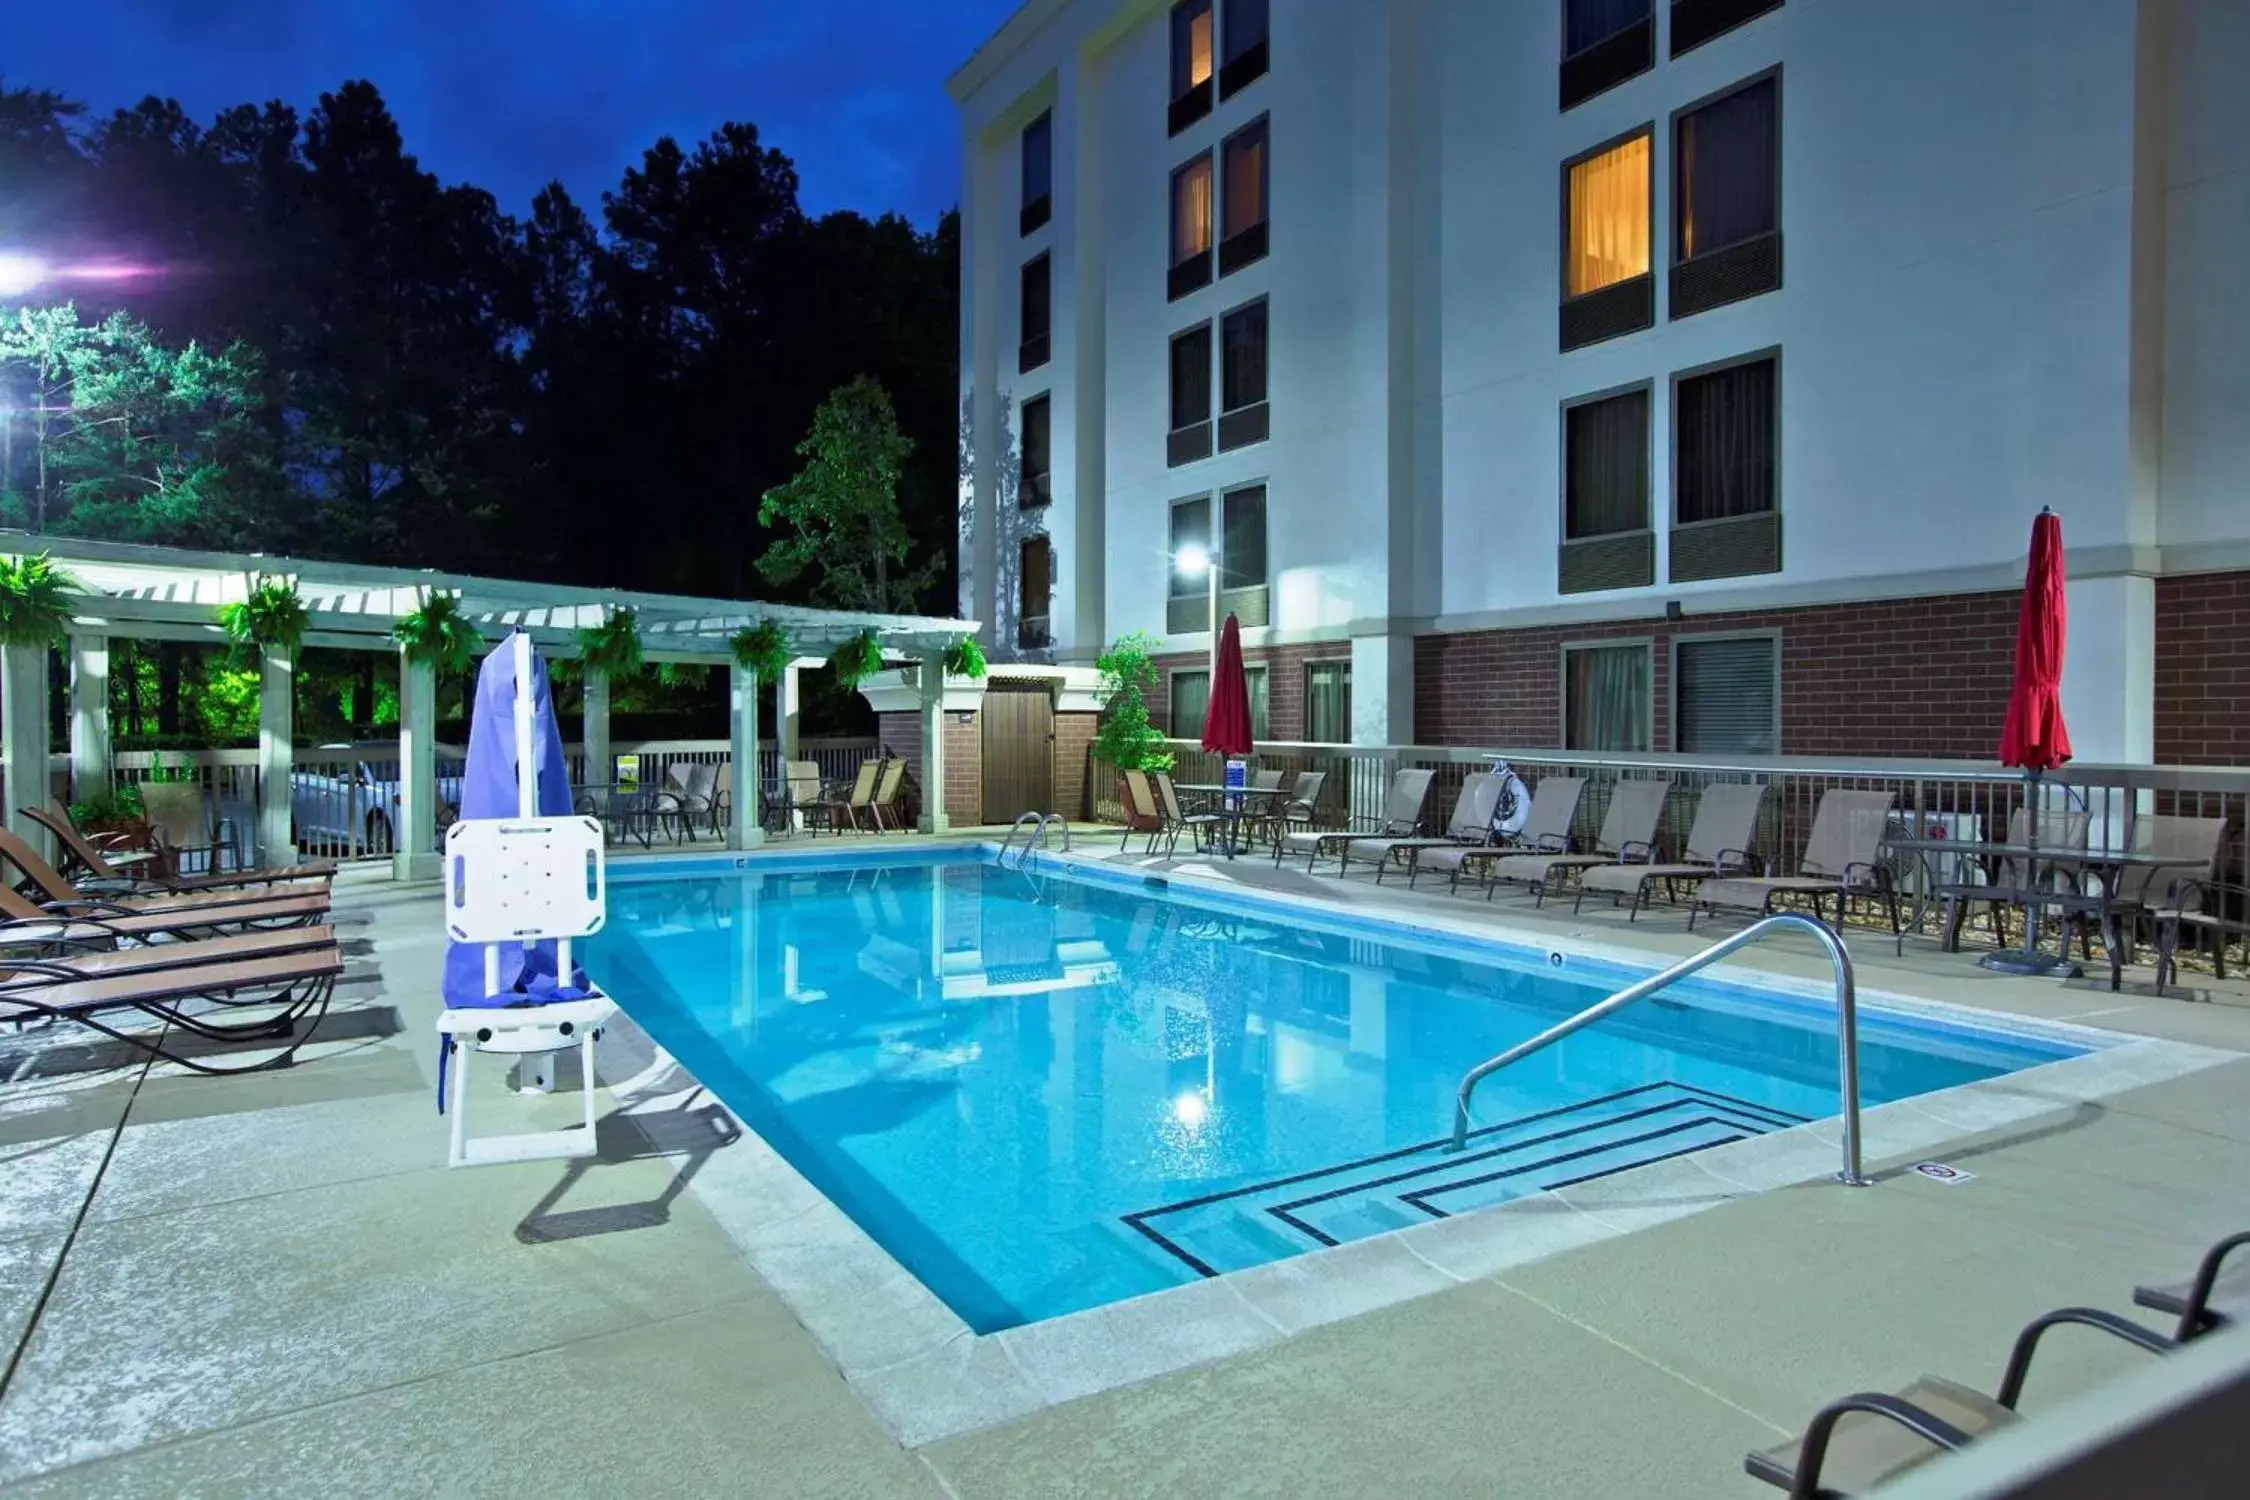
xmin=2 ymin=841 xmax=2246 ymax=1497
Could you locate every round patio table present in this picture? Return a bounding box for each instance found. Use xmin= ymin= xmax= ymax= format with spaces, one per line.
xmin=1173 ymin=782 xmax=1289 ymax=859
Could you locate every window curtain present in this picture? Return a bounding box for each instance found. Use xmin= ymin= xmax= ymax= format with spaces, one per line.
xmin=1170 ymin=498 xmax=1212 ymax=598
xmin=1244 ymin=665 xmax=1270 ymax=738
xmin=1173 ymin=0 xmax=1214 ymax=95
xmin=1021 ymin=256 xmax=1050 ymax=341
xmin=1676 ymin=637 xmax=1777 ymax=755
xmin=1566 ymin=135 xmax=1650 ymax=297
xmin=1172 ymin=157 xmax=1213 ymax=264
xmin=1565 ymin=646 xmax=1650 ymax=752
xmin=1171 ymin=671 xmax=1210 ymax=737
xmin=1222 ymin=485 xmax=1266 ymax=590
xmin=1222 ymin=301 xmax=1267 ymax=411
xmin=1564 ymin=0 xmax=1651 ymax=55
xmin=1021 ymin=113 xmax=1052 ymax=204
xmin=1021 ymin=396 xmax=1050 ymax=496
xmin=1224 ymin=0 xmax=1269 ymax=64
xmin=1018 ymin=537 xmax=1051 ymax=625
xmin=1565 ymin=389 xmax=1648 ymax=538
xmin=1306 ymin=662 xmax=1351 ymax=743
xmin=1677 ymin=78 xmax=1777 ymax=260
xmin=1223 ymin=124 xmax=1267 ymax=239
xmin=1676 ymin=359 xmax=1775 ymax=523
xmin=1171 ymin=327 xmax=1212 ymax=430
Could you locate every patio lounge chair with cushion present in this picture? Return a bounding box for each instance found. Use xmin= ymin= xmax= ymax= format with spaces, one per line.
xmin=867 ymin=759 xmax=910 ymax=832
xmin=0 ymin=829 xmax=328 ymax=922
xmin=1278 ymin=768 xmax=1435 ymax=873
xmin=1477 ymin=779 xmax=1674 ymax=905
xmin=1692 ymin=788 xmax=1900 ymax=939
xmin=1414 ymin=777 xmax=1588 ymax=894
xmin=0 ymin=946 xmax=345 ymax=1075
xmin=1575 ymin=782 xmax=1767 ymax=921
xmin=27 ymin=805 xmax=334 ymax=895
xmin=829 ymin=759 xmax=883 ymax=833
xmin=2134 ymin=1230 xmax=2250 ymax=1341
xmin=1745 ymin=1305 xmax=2173 ymax=1498
xmin=1340 ymin=773 xmax=1499 ymax=882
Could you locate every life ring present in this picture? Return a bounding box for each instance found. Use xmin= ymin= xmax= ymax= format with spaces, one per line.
xmin=1489 ymin=762 xmax=1531 ymax=839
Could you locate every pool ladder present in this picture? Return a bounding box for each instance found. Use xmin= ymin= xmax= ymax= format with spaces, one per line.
xmin=999 ymin=811 xmax=1072 ymax=870
xmin=1448 ymin=913 xmax=1869 ymax=1186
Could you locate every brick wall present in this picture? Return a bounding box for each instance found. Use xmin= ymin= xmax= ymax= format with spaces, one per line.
xmin=2156 ymin=570 xmax=2250 ymax=765
xmin=878 ymin=710 xmax=983 ymax=825
xmin=1415 ymin=589 xmax=2021 ymax=757
xmin=1151 ymin=642 xmax=1356 ymax=740
xmin=1054 ymin=711 xmax=1098 ymax=819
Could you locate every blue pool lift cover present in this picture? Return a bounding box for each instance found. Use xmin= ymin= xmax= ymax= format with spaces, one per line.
xmin=440 ymin=630 xmax=592 ymax=1008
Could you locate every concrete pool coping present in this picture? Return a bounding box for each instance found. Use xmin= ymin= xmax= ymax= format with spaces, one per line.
xmin=599 ymin=838 xmax=2244 ymax=1447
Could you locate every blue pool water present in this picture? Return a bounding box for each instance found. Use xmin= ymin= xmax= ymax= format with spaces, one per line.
xmin=589 ymin=849 xmax=2083 ymax=1332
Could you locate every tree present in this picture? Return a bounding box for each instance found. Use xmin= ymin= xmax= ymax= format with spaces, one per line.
xmin=757 ymin=376 xmax=941 ymax=615
xmin=0 ymin=304 xmax=102 ymax=530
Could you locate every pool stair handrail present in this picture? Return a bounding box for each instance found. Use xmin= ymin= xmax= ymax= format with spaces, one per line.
xmin=1449 ymin=912 xmax=1869 ymax=1186
xmin=998 ymin=811 xmax=1072 ymax=869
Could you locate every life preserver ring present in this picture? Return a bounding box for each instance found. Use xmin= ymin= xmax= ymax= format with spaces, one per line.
xmin=1489 ymin=762 xmax=1531 ymax=839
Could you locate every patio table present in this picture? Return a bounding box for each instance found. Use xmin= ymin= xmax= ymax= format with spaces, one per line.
xmin=1174 ymin=782 xmax=1289 ymax=859
xmin=575 ymin=783 xmax=675 ymax=849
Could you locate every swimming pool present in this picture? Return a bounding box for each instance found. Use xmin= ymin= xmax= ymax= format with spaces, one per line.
xmin=590 ymin=847 xmax=2084 ymax=1334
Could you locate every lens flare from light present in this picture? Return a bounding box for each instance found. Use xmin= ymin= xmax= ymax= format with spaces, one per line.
xmin=1170 ymin=1090 xmax=1209 ymax=1129
xmin=1174 ymin=544 xmax=1210 ymax=580
xmin=0 ymin=254 xmax=48 ymax=299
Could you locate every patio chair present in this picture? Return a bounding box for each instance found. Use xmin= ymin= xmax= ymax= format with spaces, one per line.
xmin=1415 ymin=777 xmax=1588 ymax=894
xmin=663 ymin=762 xmax=722 ymax=840
xmin=0 ymin=945 xmax=345 ymax=1075
xmin=1121 ymin=769 xmax=1168 ymax=854
xmin=1746 ymin=1305 xmax=2173 ymax=1498
xmin=28 ymin=805 xmax=333 ymax=895
xmin=2106 ymin=814 xmax=2229 ymax=984
xmin=784 ymin=760 xmax=827 ymax=835
xmin=2134 ymin=1230 xmax=2250 ymax=1341
xmin=141 ymin=780 xmax=233 ymax=875
xmin=1263 ymin=771 xmax=1328 ymax=848
xmin=1476 ymin=779 xmax=1674 ymax=905
xmin=1153 ymin=772 xmax=1227 ymax=855
xmin=1575 ymin=782 xmax=1768 ymax=921
xmin=867 ymin=759 xmax=910 ymax=832
xmin=1692 ymin=789 xmax=1899 ymax=938
xmin=1339 ymin=773 xmax=1499 ymax=882
xmin=1934 ymin=805 xmax=2093 ymax=955
xmin=829 ymin=758 xmax=883 ymax=833
xmin=0 ymin=829 xmax=329 ymax=922
xmin=1277 ymin=768 xmax=1435 ymax=873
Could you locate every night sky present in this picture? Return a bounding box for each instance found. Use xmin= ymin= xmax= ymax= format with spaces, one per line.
xmin=4 ymin=0 xmax=1025 ymax=224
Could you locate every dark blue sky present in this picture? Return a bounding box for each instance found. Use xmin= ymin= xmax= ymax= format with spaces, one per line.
xmin=5 ymin=0 xmax=1024 ymax=225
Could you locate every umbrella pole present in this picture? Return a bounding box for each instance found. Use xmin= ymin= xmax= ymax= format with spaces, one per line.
xmin=1980 ymin=765 xmax=2081 ymax=979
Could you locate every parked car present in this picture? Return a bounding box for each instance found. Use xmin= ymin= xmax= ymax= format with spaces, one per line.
xmin=290 ymin=751 xmax=464 ymax=853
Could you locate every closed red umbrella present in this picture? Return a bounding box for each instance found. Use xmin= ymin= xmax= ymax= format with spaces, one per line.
xmin=1989 ymin=508 xmax=2074 ymax=974
xmin=1201 ymin=612 xmax=1255 ymax=759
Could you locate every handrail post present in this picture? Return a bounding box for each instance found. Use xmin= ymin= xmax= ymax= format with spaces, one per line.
xmin=1449 ymin=913 xmax=1868 ymax=1187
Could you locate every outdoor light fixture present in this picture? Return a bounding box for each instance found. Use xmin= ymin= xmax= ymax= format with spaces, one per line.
xmin=0 ymin=253 xmax=48 ymax=299
xmin=1174 ymin=542 xmax=1222 ymax=669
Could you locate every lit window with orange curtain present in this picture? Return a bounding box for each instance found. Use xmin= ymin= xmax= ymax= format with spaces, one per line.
xmin=1172 ymin=0 xmax=1215 ymax=99
xmin=1172 ymin=156 xmax=1214 ymax=266
xmin=1565 ymin=133 xmax=1650 ymax=298
xmin=1222 ymin=119 xmax=1267 ymax=240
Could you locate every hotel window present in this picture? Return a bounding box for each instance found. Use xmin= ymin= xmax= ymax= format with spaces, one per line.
xmin=1560 ymin=130 xmax=1653 ymax=350
xmin=1672 ymin=0 xmax=1783 ymax=59
xmin=1563 ymin=643 xmax=1652 ymax=752
xmin=1219 ymin=117 xmax=1269 ymax=276
xmin=1170 ymin=153 xmax=1215 ymax=300
xmin=1019 ymin=394 xmax=1051 ymax=508
xmin=1674 ymin=635 xmax=1778 ymax=755
xmin=1218 ymin=297 xmax=1268 ymax=452
xmin=1170 ymin=0 xmax=1216 ymax=135
xmin=1174 ymin=667 xmax=1268 ymax=737
xmin=1673 ymin=73 xmax=1781 ymax=318
xmin=1020 ymin=111 xmax=1052 ymax=236
xmin=1168 ymin=323 xmax=1213 ymax=467
xmin=1559 ymin=387 xmax=1653 ymax=593
xmin=1018 ymin=536 xmax=1052 ymax=649
xmin=1019 ymin=253 xmax=1051 ymax=373
xmin=1672 ymin=353 xmax=1780 ymax=581
xmin=1305 ymin=660 xmax=1352 ymax=743
xmin=1220 ymin=0 xmax=1269 ymax=100
xmin=1561 ymin=0 xmax=1653 ymax=110
xmin=1168 ymin=495 xmax=1212 ymax=634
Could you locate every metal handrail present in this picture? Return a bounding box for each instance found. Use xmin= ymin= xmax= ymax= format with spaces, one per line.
xmin=1449 ymin=912 xmax=1869 ymax=1186
xmin=997 ymin=812 xmax=1072 ymax=869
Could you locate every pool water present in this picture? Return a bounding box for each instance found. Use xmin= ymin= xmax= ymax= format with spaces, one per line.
xmin=589 ymin=850 xmax=2081 ymax=1333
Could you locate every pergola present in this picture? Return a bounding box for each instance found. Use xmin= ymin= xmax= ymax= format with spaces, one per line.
xmin=0 ymin=531 xmax=980 ymax=878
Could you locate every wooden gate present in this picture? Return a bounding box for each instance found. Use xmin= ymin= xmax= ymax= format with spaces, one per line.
xmin=981 ymin=681 xmax=1055 ymax=824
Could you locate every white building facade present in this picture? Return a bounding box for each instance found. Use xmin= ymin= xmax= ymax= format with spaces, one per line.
xmin=951 ymin=0 xmax=2250 ymax=773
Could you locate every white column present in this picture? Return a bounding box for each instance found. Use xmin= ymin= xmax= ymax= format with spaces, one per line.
xmin=2061 ymin=576 xmax=2156 ymax=765
xmin=727 ymin=662 xmax=764 ymax=851
xmin=1 ymin=643 xmax=53 ymax=859
xmin=394 ymin=650 xmax=441 ymax=881
xmin=68 ymin=633 xmax=110 ymax=801
xmin=918 ymin=656 xmax=950 ymax=834
xmin=581 ymin=665 xmax=611 ymax=787
xmin=257 ymin=641 xmax=296 ymax=866
xmin=778 ymin=664 xmax=802 ymax=764
xmin=1349 ymin=633 xmax=1416 ymax=746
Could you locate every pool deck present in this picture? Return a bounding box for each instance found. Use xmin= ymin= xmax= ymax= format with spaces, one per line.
xmin=3 ymin=832 xmax=2247 ymax=1497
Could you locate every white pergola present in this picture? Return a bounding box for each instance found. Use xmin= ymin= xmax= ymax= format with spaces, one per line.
xmin=0 ymin=530 xmax=980 ymax=878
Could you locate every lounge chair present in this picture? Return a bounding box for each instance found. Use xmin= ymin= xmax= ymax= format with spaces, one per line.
xmin=1746 ymin=1305 xmax=2173 ymax=1497
xmin=1340 ymin=773 xmax=1499 ymax=882
xmin=867 ymin=759 xmax=910 ymax=832
xmin=1575 ymin=782 xmax=1767 ymax=921
xmin=829 ymin=759 xmax=882 ymax=832
xmin=141 ymin=780 xmax=235 ymax=875
xmin=0 ymin=883 xmax=331 ymax=944
xmin=1277 ymin=768 xmax=1435 ymax=873
xmin=0 ymin=828 xmax=328 ymax=920
xmin=1415 ymin=777 xmax=1588 ymax=894
xmin=1153 ymin=772 xmax=1228 ymax=855
xmin=27 ymin=805 xmax=334 ymax=895
xmin=0 ymin=945 xmax=345 ymax=1074
xmin=2134 ymin=1230 xmax=2250 ymax=1341
xmin=1692 ymin=788 xmax=1900 ymax=938
xmin=1476 ymin=779 xmax=1674 ymax=905
xmin=0 ymin=925 xmax=337 ymax=979
xmin=1262 ymin=771 xmax=1328 ymax=848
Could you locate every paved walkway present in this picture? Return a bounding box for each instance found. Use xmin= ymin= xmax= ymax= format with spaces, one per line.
xmin=1 ymin=848 xmax=2244 ymax=1497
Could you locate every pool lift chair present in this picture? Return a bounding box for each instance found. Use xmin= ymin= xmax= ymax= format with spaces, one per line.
xmin=436 ymin=630 xmax=619 ymax=1168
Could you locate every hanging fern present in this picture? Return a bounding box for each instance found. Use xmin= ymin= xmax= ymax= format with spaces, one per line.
xmin=828 ymin=629 xmax=885 ymax=690
xmin=219 ymin=575 xmax=308 ymax=663
xmin=391 ymin=590 xmax=484 ymax=675
xmin=730 ymin=620 xmax=792 ymax=682
xmin=0 ymin=553 xmax=82 ymax=649
xmin=576 ymin=606 xmax=643 ymax=678
xmin=945 ymin=637 xmax=988 ymax=680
